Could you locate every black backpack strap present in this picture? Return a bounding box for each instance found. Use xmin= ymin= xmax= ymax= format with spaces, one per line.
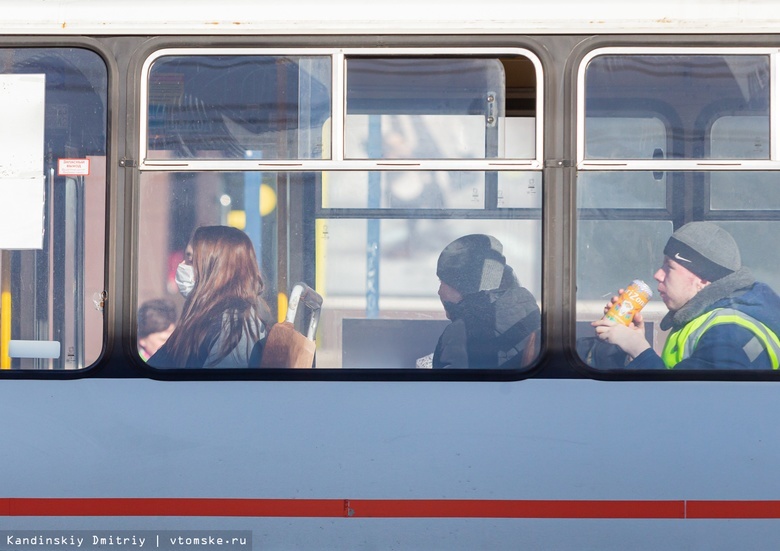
xmin=492 ymin=310 xmax=540 ymax=353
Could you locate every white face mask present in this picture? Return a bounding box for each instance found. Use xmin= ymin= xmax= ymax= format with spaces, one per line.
xmin=175 ymin=262 xmax=195 ymax=298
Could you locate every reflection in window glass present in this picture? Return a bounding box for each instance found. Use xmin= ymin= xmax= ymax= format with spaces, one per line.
xmin=323 ymin=171 xmax=479 ymax=209
xmin=578 ymin=171 xmax=667 ymax=210
xmin=710 ymin=116 xmax=768 ymax=159
xmin=323 ymin=171 xmax=543 ymax=210
xmin=575 ymin=219 xmax=672 ymax=370
xmin=0 ymin=48 xmax=107 ymax=370
xmin=576 ymin=219 xmax=671 ymax=304
xmin=716 ymin=221 xmax=780 ymax=293
xmin=345 ymin=56 xmax=536 ymax=159
xmin=137 ymin=171 xmax=542 ymax=370
xmin=711 ymin=171 xmax=780 ymax=211
xmin=584 ymin=54 xmax=770 ymax=160
xmin=147 ymin=54 xmax=331 ymax=160
xmin=497 ymin=172 xmax=542 ymax=209
xmin=585 ymin=117 xmax=666 ymax=159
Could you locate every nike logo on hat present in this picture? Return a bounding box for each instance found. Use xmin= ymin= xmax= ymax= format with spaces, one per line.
xmin=674 ymin=252 xmax=691 ymax=263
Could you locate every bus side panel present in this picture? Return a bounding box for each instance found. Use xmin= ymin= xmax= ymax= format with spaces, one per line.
xmin=0 ymin=379 xmax=778 ymax=549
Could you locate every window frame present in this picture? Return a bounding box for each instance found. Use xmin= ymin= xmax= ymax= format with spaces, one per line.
xmin=134 ymin=45 xmax=546 ymax=377
xmin=577 ymin=46 xmax=779 ymax=172
xmin=574 ymin=45 xmax=780 ymax=379
xmin=0 ymin=39 xmax=114 ymax=377
xmin=139 ymin=47 xmax=544 ymax=173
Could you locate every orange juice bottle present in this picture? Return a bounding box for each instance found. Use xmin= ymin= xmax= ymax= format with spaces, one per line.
xmin=603 ymin=280 xmax=653 ymax=326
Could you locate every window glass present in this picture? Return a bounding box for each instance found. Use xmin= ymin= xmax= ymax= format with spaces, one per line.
xmin=137 ymin=171 xmax=542 ymax=370
xmin=138 ymin=50 xmax=542 ymax=373
xmin=146 ymin=55 xmax=331 ymax=160
xmin=345 ymin=56 xmax=536 ymax=159
xmin=0 ymin=48 xmax=107 ymax=370
xmin=710 ymin=171 xmax=780 ymax=210
xmin=576 ymin=219 xmax=671 ymax=306
xmin=585 ymin=117 xmax=666 ymax=159
xmin=322 ymin=170 xmax=542 ymax=210
xmin=497 ymin=172 xmax=542 ymax=209
xmin=578 ymin=171 xmax=667 ymax=210
xmin=710 ymin=116 xmax=768 ymax=159
xmin=715 ymin=221 xmax=780 ymax=292
xmin=319 ymin=218 xmax=541 ymax=368
xmin=584 ymin=54 xmax=770 ymax=160
xmin=576 ymin=217 xmax=673 ymax=371
xmin=578 ymin=219 xmax=780 ymax=298
xmin=576 ymin=170 xmax=780 ymax=371
xmin=323 ymin=171 xmax=483 ymax=209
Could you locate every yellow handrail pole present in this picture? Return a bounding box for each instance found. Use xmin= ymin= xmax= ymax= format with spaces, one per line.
xmin=1 ymin=250 xmax=11 ymax=369
xmin=277 ymin=292 xmax=288 ymax=324
xmin=314 ymin=120 xmax=330 ymax=345
xmin=316 ymin=119 xmax=330 ymax=297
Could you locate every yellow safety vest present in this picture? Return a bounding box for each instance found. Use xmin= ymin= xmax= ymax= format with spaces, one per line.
xmin=661 ymin=308 xmax=780 ymax=369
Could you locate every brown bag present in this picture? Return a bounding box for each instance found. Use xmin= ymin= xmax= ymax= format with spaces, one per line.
xmin=260 ymin=321 xmax=316 ymax=368
xmin=259 ymin=283 xmax=322 ymax=369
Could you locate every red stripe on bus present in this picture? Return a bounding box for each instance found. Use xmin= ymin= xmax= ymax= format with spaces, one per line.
xmin=3 ymin=498 xmax=343 ymax=518
xmin=347 ymin=499 xmax=683 ymax=519
xmin=6 ymin=498 xmax=780 ymax=519
xmin=687 ymin=500 xmax=780 ymax=519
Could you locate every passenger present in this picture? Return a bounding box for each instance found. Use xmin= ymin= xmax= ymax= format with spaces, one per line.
xmin=137 ymin=298 xmax=177 ymax=362
xmin=432 ymin=234 xmax=541 ymax=369
xmin=592 ymin=221 xmax=780 ymax=369
xmin=149 ymin=225 xmax=272 ymax=368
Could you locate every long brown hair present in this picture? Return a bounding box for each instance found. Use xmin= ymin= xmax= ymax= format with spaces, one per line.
xmin=164 ymin=225 xmax=269 ymax=366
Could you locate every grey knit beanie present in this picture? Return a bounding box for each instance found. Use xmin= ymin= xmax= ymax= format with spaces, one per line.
xmin=436 ymin=234 xmax=506 ymax=296
xmin=663 ymin=222 xmax=741 ymax=282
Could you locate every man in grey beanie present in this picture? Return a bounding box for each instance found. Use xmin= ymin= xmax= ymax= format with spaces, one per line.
xmin=432 ymin=234 xmax=541 ymax=369
xmin=593 ymin=221 xmax=780 ymax=370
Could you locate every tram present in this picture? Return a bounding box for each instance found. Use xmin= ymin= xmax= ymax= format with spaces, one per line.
xmin=3 ymin=0 xmax=780 ymax=548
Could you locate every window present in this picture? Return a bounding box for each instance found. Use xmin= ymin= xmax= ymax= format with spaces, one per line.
xmin=576 ymin=48 xmax=780 ymax=373
xmin=137 ymin=48 xmax=543 ymax=372
xmin=580 ymin=52 xmax=770 ymax=161
xmin=344 ymin=57 xmax=535 ymax=160
xmin=146 ymin=53 xmax=331 ymax=160
xmin=0 ymin=48 xmax=108 ymax=370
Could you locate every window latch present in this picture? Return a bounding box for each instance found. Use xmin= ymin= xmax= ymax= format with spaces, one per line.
xmin=544 ymin=159 xmax=573 ymax=168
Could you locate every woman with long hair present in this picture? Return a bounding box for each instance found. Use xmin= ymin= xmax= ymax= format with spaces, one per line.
xmin=149 ymin=225 xmax=272 ymax=368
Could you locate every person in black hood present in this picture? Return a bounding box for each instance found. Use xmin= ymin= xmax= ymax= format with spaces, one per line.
xmin=433 ymin=234 xmax=541 ymax=369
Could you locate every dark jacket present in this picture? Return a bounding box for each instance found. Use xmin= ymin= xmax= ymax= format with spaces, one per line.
xmin=433 ymin=268 xmax=541 ymax=369
xmin=629 ymin=268 xmax=780 ymax=370
xmin=149 ymin=313 xmax=266 ymax=369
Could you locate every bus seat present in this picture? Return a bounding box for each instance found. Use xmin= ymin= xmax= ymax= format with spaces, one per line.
xmin=342 ymin=318 xmax=450 ymax=368
xmin=260 ymin=283 xmax=322 ymax=369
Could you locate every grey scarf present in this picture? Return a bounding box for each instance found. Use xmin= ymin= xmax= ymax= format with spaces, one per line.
xmin=660 ymin=267 xmax=756 ymax=331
